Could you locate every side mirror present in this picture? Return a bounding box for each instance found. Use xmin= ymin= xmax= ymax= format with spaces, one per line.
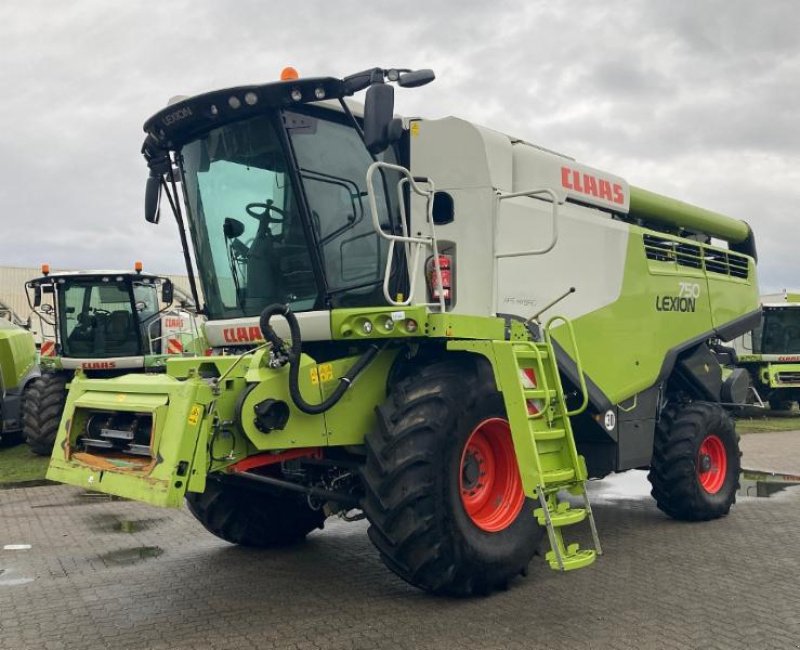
xmin=145 ymin=175 xmax=162 ymax=224
xmin=363 ymin=83 xmax=395 ymax=155
xmin=161 ymin=279 xmax=174 ymax=305
xmin=398 ymin=69 xmax=435 ymax=88
xmin=33 ymin=285 xmax=42 ymax=307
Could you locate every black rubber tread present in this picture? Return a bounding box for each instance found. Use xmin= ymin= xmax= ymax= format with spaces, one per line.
xmin=362 ymin=357 xmax=543 ymax=597
xmin=22 ymin=373 xmax=68 ymax=456
xmin=185 ymin=476 xmax=326 ymax=547
xmin=648 ymin=401 xmax=740 ymax=521
xmin=768 ymin=397 xmax=794 ymax=412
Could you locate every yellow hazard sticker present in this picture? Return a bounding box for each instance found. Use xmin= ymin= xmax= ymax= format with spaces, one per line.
xmin=410 ymin=122 xmax=420 ymax=137
xmin=115 ymin=394 xmax=127 ymax=402
xmin=311 ymin=363 xmax=334 ymax=384
xmin=188 ymin=405 xmax=202 ymax=426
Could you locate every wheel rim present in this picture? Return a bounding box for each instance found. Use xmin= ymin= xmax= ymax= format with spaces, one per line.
xmin=459 ymin=418 xmax=525 ymax=532
xmin=697 ymin=434 xmax=727 ymax=494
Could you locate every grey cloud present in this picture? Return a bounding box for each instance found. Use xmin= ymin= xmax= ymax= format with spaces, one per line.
xmin=0 ymin=0 xmax=798 ymax=293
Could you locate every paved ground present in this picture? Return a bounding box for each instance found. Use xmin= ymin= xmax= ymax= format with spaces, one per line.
xmin=1 ymin=433 xmax=799 ymax=650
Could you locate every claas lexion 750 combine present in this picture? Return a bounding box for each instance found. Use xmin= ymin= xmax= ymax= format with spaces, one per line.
xmin=48 ymin=66 xmax=760 ymax=596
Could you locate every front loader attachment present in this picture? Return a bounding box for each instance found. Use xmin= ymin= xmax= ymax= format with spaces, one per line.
xmin=47 ymin=372 xmax=212 ymax=507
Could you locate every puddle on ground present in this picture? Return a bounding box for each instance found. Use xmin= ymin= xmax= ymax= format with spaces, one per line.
xmin=99 ymin=546 xmax=164 ymax=566
xmin=585 ymin=468 xmax=800 ymax=501
xmin=0 ymin=568 xmax=35 ymax=587
xmin=738 ymin=470 xmax=800 ymax=498
xmin=586 ymin=470 xmax=651 ymax=501
xmin=86 ymin=513 xmax=167 ymax=534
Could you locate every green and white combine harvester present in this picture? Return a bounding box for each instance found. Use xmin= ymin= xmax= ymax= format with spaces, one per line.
xmin=0 ymin=301 xmax=39 ymax=443
xmin=733 ymin=291 xmax=800 ymax=411
xmin=24 ymin=265 xmax=205 ymax=455
xmin=47 ymin=66 xmax=760 ymax=595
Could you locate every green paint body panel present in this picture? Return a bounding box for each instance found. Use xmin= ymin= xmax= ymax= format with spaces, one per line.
xmin=629 ymin=186 xmax=750 ymax=244
xmin=552 ymin=227 xmax=758 ymax=404
xmin=0 ymin=323 xmax=37 ymax=391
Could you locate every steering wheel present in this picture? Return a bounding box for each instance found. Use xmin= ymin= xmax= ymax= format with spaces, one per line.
xmin=246 ymin=200 xmax=287 ymax=223
xmin=93 ymin=308 xmax=111 ymax=316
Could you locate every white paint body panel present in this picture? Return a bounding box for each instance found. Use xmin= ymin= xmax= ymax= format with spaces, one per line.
xmin=408 ymin=117 xmax=629 ymax=321
xmin=61 ymin=357 xmax=145 ymax=370
xmin=205 ymin=310 xmax=333 ymax=347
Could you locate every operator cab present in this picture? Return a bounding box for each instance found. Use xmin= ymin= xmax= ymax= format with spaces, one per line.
xmin=142 ymin=67 xmax=434 ymax=322
xmin=753 ymin=304 xmax=800 ymax=355
xmin=26 ymin=268 xmax=176 ymax=359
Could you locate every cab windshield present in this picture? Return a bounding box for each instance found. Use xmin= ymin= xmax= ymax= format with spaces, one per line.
xmin=757 ymin=307 xmax=800 ymax=354
xmin=180 ymin=107 xmax=396 ymax=320
xmin=57 ymin=278 xmax=143 ymax=358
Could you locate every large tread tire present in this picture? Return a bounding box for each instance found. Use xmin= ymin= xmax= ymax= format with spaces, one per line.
xmin=23 ymin=373 xmax=67 ymax=456
xmin=768 ymin=397 xmax=794 ymax=413
xmin=362 ymin=358 xmax=544 ymax=597
xmin=185 ymin=476 xmax=326 ymax=547
xmin=648 ymin=401 xmax=740 ymax=521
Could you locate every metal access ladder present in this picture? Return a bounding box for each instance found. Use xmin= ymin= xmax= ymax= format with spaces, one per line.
xmin=493 ymin=316 xmax=602 ymax=571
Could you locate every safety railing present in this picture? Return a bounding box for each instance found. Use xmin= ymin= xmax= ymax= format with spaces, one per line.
xmin=365 ymin=161 xmax=447 ymax=312
xmin=146 ymin=309 xmax=203 ymax=357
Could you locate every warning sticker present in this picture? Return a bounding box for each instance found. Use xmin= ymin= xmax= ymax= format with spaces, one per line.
xmin=410 ymin=122 xmax=420 ymax=137
xmin=188 ymin=405 xmax=202 ymax=426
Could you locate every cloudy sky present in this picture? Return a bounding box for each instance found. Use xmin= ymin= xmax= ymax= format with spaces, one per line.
xmin=1 ymin=1 xmax=798 ymax=291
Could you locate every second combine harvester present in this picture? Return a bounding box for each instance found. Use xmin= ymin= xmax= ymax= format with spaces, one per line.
xmin=47 ymin=67 xmax=759 ymax=596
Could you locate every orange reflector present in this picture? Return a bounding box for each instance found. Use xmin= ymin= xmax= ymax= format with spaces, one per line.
xmin=41 ymin=263 xmax=50 ymax=275
xmin=280 ymin=66 xmax=300 ymax=81
xmin=134 ymin=260 xmax=143 ymax=273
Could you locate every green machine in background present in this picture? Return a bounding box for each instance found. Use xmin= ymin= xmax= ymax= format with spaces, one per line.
xmin=734 ymin=292 xmax=800 ymax=411
xmin=48 ymin=66 xmax=759 ymax=596
xmin=23 ymin=265 xmax=206 ymax=455
xmin=0 ymin=307 xmax=39 ymax=444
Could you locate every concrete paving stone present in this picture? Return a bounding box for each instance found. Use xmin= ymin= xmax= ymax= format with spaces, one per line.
xmin=1 ymin=433 xmax=800 ymax=649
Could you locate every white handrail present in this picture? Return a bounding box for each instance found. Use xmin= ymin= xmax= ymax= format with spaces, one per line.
xmin=495 ymin=188 xmax=563 ymax=258
xmin=365 ymin=161 xmax=446 ymax=311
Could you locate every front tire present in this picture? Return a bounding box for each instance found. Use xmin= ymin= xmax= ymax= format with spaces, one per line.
xmin=648 ymin=402 xmax=740 ymax=521
xmin=185 ymin=476 xmax=326 ymax=547
xmin=362 ymin=358 xmax=543 ymax=596
xmin=23 ymin=373 xmax=67 ymax=455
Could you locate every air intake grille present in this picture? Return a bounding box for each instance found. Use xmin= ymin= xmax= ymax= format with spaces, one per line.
xmin=643 ymin=234 xmax=749 ymax=279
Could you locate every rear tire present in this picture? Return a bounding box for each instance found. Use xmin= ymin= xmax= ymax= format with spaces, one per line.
xmin=23 ymin=373 xmax=67 ymax=456
xmin=185 ymin=476 xmax=326 ymax=547
xmin=362 ymin=358 xmax=543 ymax=596
xmin=768 ymin=397 xmax=794 ymax=412
xmin=648 ymin=402 xmax=740 ymax=521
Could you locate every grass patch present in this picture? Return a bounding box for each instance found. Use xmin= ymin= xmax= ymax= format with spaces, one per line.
xmin=0 ymin=442 xmax=50 ymax=484
xmin=736 ymin=409 xmax=800 ymax=434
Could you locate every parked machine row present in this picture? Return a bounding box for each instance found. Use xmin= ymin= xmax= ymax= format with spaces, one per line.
xmin=0 ymin=65 xmax=789 ymax=596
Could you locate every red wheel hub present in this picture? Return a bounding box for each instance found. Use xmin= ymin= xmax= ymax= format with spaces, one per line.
xmin=459 ymin=418 xmax=525 ymax=532
xmin=697 ymin=434 xmax=727 ymax=494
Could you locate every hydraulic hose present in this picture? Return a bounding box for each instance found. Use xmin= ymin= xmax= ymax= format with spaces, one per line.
xmin=259 ymin=304 xmax=380 ymax=415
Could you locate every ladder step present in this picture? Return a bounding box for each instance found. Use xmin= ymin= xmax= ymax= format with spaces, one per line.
xmin=514 ymin=350 xmax=549 ymax=361
xmin=542 ymin=468 xmax=575 ymax=484
xmin=534 ymin=503 xmax=586 ymax=527
xmin=522 ymin=388 xmax=555 ymax=400
xmin=546 ymin=545 xmax=596 ymax=571
xmin=531 ymin=427 xmax=566 ymax=441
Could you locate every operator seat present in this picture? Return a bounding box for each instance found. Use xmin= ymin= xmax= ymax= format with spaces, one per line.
xmin=105 ymin=310 xmax=138 ymax=355
xmin=245 ymin=218 xmax=283 ymax=312
xmin=67 ymin=312 xmax=94 ymax=356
